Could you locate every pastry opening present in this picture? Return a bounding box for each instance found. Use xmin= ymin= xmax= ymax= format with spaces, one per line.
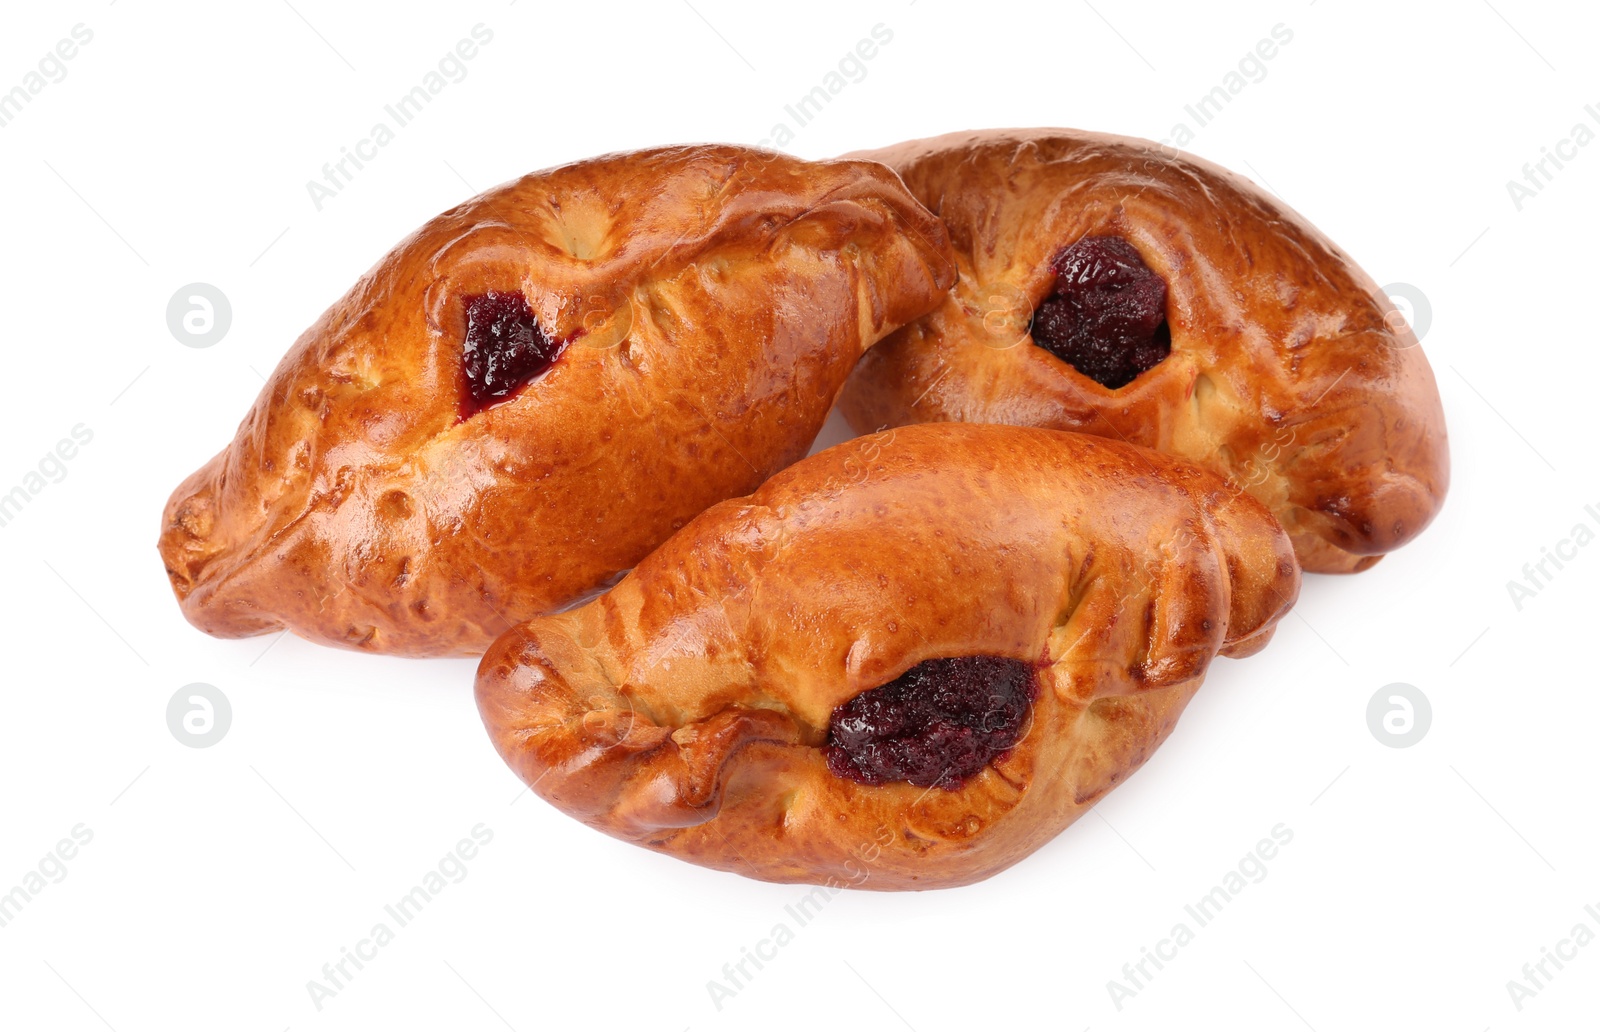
xmin=1031 ymin=236 xmax=1171 ymax=389
xmin=824 ymin=656 xmax=1037 ymax=790
xmin=459 ymin=290 xmax=568 ymax=418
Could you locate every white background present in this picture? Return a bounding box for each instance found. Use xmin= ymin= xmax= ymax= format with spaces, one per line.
xmin=1 ymin=1 xmax=1595 ymax=1029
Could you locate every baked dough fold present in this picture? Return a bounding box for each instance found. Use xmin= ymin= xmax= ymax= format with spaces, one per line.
xmin=158 ymin=145 xmax=955 ymax=655
xmin=477 ymin=424 xmax=1299 ymax=889
xmin=838 ymin=129 xmax=1448 ymax=572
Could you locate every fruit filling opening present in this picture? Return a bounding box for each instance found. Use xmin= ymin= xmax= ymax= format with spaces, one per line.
xmin=460 ymin=290 xmax=566 ymax=417
xmin=824 ymin=656 xmax=1037 ymax=790
xmin=1031 ymin=236 xmax=1171 ymax=389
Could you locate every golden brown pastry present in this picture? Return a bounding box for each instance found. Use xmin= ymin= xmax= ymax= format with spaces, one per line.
xmin=837 ymin=128 xmax=1449 ymax=573
xmin=477 ymin=424 xmax=1299 ymax=890
xmin=158 ymin=145 xmax=955 ymax=656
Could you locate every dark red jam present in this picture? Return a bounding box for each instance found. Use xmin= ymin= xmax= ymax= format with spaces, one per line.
xmin=824 ymin=656 xmax=1037 ymax=790
xmin=460 ymin=290 xmax=565 ymax=416
xmin=1031 ymin=236 xmax=1170 ymax=388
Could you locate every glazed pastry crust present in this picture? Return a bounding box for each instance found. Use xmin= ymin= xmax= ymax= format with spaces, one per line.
xmin=477 ymin=424 xmax=1299 ymax=890
xmin=158 ymin=145 xmax=955 ymax=656
xmin=836 ymin=128 xmax=1449 ymax=572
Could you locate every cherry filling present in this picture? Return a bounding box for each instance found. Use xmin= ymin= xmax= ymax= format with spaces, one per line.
xmin=460 ymin=290 xmax=565 ymax=416
xmin=1031 ymin=236 xmax=1171 ymax=389
xmin=824 ymin=656 xmax=1037 ymax=790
